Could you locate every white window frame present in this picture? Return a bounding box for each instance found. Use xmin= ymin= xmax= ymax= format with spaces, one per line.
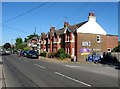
xmin=96 ymin=35 xmax=101 ymax=43
xmin=107 ymin=48 xmax=111 ymax=52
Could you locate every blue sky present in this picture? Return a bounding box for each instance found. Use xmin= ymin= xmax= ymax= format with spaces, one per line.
xmin=2 ymin=2 xmax=119 ymax=45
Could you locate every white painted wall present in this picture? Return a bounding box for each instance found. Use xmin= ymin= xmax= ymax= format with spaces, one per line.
xmin=77 ymin=16 xmax=107 ymax=35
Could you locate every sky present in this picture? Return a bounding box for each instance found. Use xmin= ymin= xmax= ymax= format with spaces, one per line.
xmin=1 ymin=1 xmax=119 ymax=46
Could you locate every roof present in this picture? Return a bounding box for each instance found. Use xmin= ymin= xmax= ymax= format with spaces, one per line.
xmin=106 ymin=34 xmax=118 ymax=36
xmin=75 ymin=21 xmax=88 ymax=28
xmin=41 ymin=33 xmax=47 ymax=39
xmin=64 ymin=21 xmax=87 ymax=33
xmin=55 ymin=28 xmax=65 ymax=36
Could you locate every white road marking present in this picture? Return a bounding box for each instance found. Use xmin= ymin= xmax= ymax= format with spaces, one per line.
xmin=24 ymin=59 xmax=29 ymax=62
xmin=65 ymin=65 xmax=78 ymax=68
xmin=33 ymin=63 xmax=45 ymax=69
xmin=55 ymin=72 xmax=91 ymax=87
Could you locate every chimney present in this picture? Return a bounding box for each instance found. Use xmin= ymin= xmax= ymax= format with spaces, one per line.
xmin=88 ymin=12 xmax=96 ymax=21
xmin=89 ymin=12 xmax=95 ymax=16
xmin=41 ymin=32 xmax=45 ymax=36
xmin=64 ymin=22 xmax=69 ymax=27
xmin=50 ymin=27 xmax=55 ymax=32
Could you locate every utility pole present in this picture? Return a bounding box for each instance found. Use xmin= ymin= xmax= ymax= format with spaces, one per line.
xmin=34 ymin=26 xmax=36 ymax=35
xmin=64 ymin=16 xmax=68 ymax=22
xmin=11 ymin=39 xmax=13 ymax=46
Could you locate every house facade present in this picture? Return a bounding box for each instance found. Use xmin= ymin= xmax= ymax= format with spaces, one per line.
xmin=40 ymin=12 xmax=118 ymax=60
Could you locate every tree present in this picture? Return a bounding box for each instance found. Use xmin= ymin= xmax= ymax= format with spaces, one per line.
xmin=3 ymin=43 xmax=11 ymax=49
xmin=15 ymin=37 xmax=23 ymax=50
xmin=24 ymin=33 xmax=38 ymax=43
xmin=112 ymin=46 xmax=120 ymax=52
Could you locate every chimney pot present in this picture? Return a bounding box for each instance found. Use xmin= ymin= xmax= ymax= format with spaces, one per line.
xmin=89 ymin=12 xmax=95 ymax=16
xmin=50 ymin=27 xmax=55 ymax=32
xmin=64 ymin=22 xmax=69 ymax=27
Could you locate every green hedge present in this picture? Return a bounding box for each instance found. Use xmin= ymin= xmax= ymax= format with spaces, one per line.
xmin=40 ymin=51 xmax=47 ymax=57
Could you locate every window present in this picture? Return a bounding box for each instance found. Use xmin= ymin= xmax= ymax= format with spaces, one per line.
xmin=54 ymin=37 xmax=57 ymax=42
xmin=96 ymin=35 xmax=101 ymax=43
xmin=72 ymin=34 xmax=74 ymax=41
xmin=66 ymin=47 xmax=69 ymax=54
xmin=67 ymin=48 xmax=70 ymax=54
xmin=107 ymin=48 xmax=111 ymax=52
xmin=67 ymin=35 xmax=70 ymax=41
xmin=72 ymin=48 xmax=74 ymax=55
xmin=48 ymin=48 xmax=50 ymax=52
xmin=48 ymin=39 xmax=50 ymax=44
xmin=44 ymin=40 xmax=46 ymax=44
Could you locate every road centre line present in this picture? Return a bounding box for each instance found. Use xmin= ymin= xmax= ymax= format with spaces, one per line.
xmin=33 ymin=63 xmax=45 ymax=69
xmin=55 ymin=72 xmax=91 ymax=87
xmin=23 ymin=59 xmax=29 ymax=62
xmin=65 ymin=65 xmax=78 ymax=68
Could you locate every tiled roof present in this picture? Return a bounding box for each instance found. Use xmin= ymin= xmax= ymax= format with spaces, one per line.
xmin=75 ymin=21 xmax=87 ymax=28
xmin=41 ymin=32 xmax=47 ymax=39
xmin=64 ymin=21 xmax=87 ymax=33
xmin=55 ymin=28 xmax=65 ymax=36
xmin=40 ymin=21 xmax=87 ymax=38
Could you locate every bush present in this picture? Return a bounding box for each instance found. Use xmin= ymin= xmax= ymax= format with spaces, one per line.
xmin=40 ymin=51 xmax=47 ymax=57
xmin=59 ymin=53 xmax=66 ymax=60
xmin=57 ymin=48 xmax=66 ymax=60
xmin=48 ymin=52 xmax=55 ymax=58
xmin=66 ymin=53 xmax=71 ymax=58
xmin=58 ymin=48 xmax=64 ymax=54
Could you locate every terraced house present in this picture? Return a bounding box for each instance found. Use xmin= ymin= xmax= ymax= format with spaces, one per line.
xmin=40 ymin=12 xmax=118 ymax=60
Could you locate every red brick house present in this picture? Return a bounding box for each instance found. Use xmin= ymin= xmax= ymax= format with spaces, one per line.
xmin=28 ymin=37 xmax=38 ymax=50
xmin=40 ymin=12 xmax=118 ymax=60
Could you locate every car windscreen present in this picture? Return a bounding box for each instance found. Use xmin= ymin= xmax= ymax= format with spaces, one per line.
xmin=29 ymin=50 xmax=37 ymax=54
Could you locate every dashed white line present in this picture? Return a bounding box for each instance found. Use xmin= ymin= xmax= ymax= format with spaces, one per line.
xmin=23 ymin=59 xmax=29 ymax=62
xmin=55 ymin=72 xmax=91 ymax=87
xmin=65 ymin=65 xmax=78 ymax=68
xmin=33 ymin=63 xmax=45 ymax=69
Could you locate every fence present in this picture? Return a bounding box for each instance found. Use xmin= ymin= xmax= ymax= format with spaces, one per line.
xmin=102 ymin=52 xmax=120 ymax=63
xmin=111 ymin=52 xmax=120 ymax=62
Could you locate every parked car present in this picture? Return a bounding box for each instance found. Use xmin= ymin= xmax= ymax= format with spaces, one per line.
xmin=5 ymin=50 xmax=11 ymax=54
xmin=12 ymin=50 xmax=18 ymax=54
xmin=87 ymin=54 xmax=101 ymax=63
xmin=26 ymin=50 xmax=38 ymax=59
xmin=0 ymin=50 xmax=6 ymax=55
xmin=21 ymin=50 xmax=27 ymax=57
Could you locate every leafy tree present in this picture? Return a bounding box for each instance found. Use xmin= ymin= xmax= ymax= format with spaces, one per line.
xmin=24 ymin=33 xmax=38 ymax=43
xmin=23 ymin=46 xmax=30 ymax=51
xmin=112 ymin=46 xmax=120 ymax=52
xmin=3 ymin=43 xmax=11 ymax=49
xmin=15 ymin=37 xmax=23 ymax=50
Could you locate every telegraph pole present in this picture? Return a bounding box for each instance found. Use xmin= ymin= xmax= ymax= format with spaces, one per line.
xmin=34 ymin=26 xmax=36 ymax=35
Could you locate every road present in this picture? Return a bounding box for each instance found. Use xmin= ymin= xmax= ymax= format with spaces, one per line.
xmin=2 ymin=54 xmax=119 ymax=88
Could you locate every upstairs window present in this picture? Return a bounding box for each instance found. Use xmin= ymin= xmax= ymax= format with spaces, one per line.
xmin=96 ymin=35 xmax=101 ymax=43
xmin=67 ymin=35 xmax=70 ymax=41
xmin=107 ymin=48 xmax=111 ymax=52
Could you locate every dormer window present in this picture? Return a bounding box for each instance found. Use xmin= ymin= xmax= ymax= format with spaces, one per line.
xmin=96 ymin=35 xmax=101 ymax=43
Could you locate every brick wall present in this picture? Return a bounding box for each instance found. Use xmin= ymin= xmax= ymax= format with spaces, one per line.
xmin=106 ymin=35 xmax=118 ymax=50
xmin=76 ymin=33 xmax=107 ymax=60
